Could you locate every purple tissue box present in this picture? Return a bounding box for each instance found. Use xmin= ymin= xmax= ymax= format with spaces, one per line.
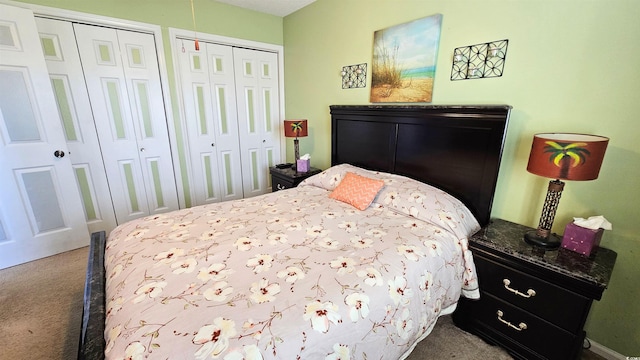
xmin=296 ymin=159 xmax=310 ymax=172
xmin=561 ymin=222 xmax=603 ymax=257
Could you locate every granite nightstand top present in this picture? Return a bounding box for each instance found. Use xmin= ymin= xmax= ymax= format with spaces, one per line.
xmin=269 ymin=166 xmax=322 ymax=179
xmin=471 ymin=219 xmax=617 ymax=291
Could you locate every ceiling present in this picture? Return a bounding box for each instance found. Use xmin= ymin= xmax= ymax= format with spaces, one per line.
xmin=215 ymin=0 xmax=317 ymax=17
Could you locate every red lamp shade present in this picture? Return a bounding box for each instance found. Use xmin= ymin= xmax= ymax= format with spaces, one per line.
xmin=284 ymin=120 xmax=308 ymax=138
xmin=527 ymin=133 xmax=609 ymax=181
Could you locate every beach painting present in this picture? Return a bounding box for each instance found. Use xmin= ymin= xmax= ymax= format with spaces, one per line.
xmin=370 ymin=14 xmax=443 ymax=103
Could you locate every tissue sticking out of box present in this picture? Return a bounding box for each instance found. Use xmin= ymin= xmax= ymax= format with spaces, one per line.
xmin=573 ymin=215 xmax=612 ymax=230
xmin=300 ymin=154 xmax=310 ymax=160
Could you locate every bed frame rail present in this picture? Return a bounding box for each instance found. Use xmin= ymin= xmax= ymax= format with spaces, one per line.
xmin=78 ymin=231 xmax=106 ymax=360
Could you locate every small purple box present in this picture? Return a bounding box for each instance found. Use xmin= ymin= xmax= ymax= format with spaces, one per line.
xmin=561 ymin=222 xmax=603 ymax=257
xmin=296 ymin=159 xmax=310 ymax=172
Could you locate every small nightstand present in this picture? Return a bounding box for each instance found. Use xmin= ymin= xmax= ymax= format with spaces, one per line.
xmin=269 ymin=166 xmax=322 ymax=192
xmin=453 ymin=219 xmax=616 ymax=360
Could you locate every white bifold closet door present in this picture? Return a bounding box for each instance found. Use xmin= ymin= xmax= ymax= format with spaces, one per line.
xmin=176 ymin=40 xmax=244 ymax=204
xmin=0 ymin=4 xmax=89 ymax=269
xmin=233 ymin=47 xmax=281 ymax=198
xmin=35 ymin=17 xmax=117 ymax=234
xmin=176 ymin=39 xmax=281 ymax=206
xmin=72 ymin=23 xmax=179 ymax=225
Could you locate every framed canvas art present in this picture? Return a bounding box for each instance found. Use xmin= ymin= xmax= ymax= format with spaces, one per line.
xmin=370 ymin=14 xmax=442 ymax=103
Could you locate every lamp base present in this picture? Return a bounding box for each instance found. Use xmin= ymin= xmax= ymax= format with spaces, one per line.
xmin=293 ymin=138 xmax=299 ymax=171
xmin=524 ymin=230 xmax=561 ymax=249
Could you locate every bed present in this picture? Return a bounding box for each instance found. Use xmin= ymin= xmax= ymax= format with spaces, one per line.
xmin=79 ymin=105 xmax=511 ymax=360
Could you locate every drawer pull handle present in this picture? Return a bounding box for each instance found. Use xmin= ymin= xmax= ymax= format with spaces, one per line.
xmin=503 ymin=279 xmax=536 ymax=298
xmin=497 ymin=310 xmax=528 ymax=331
xmin=277 ymin=183 xmax=286 ymax=190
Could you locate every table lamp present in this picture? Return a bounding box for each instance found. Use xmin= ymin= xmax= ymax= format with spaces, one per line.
xmin=524 ymin=133 xmax=608 ymax=248
xmin=284 ymin=119 xmax=308 ymax=168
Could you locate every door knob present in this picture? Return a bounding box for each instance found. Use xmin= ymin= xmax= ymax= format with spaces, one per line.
xmin=54 ymin=150 xmax=65 ymax=158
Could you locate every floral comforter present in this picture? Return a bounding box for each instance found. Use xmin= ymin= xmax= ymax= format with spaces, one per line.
xmin=104 ymin=164 xmax=480 ymax=360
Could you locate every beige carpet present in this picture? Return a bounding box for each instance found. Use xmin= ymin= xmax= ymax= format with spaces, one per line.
xmin=0 ymin=247 xmax=604 ymax=359
xmin=0 ymin=246 xmax=88 ymax=359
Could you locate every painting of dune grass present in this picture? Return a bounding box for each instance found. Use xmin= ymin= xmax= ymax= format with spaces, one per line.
xmin=370 ymin=14 xmax=442 ymax=103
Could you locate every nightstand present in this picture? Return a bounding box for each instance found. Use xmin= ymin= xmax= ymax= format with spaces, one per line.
xmin=269 ymin=166 xmax=322 ymax=192
xmin=452 ymin=219 xmax=616 ymax=360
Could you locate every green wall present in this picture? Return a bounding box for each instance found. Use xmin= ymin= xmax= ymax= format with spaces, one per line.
xmin=284 ymin=0 xmax=639 ymax=355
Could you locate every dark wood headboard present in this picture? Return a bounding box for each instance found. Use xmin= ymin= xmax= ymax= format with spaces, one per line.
xmin=330 ymin=105 xmax=511 ymax=226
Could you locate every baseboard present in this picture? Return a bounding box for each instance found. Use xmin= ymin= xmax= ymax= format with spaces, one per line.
xmin=587 ymin=338 xmax=627 ymax=360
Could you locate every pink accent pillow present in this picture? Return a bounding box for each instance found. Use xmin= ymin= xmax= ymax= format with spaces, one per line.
xmin=329 ymin=172 xmax=385 ymax=210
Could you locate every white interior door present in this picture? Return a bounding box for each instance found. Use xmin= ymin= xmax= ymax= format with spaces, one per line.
xmin=175 ymin=39 xmax=244 ymax=205
xmin=35 ymin=17 xmax=118 ymax=235
xmin=74 ymin=23 xmax=178 ymax=224
xmin=0 ymin=4 xmax=89 ymax=269
xmin=233 ymin=47 xmax=281 ymax=197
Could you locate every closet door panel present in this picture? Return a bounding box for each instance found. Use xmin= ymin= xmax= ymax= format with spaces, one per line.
xmin=35 ymin=17 xmax=117 ymax=234
xmin=206 ymin=43 xmax=243 ymax=201
xmin=233 ymin=48 xmax=281 ymax=197
xmin=117 ymin=30 xmax=179 ymax=213
xmin=177 ymin=41 xmax=222 ymax=204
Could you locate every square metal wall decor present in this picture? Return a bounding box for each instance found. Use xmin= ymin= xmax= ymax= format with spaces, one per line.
xmin=341 ymin=63 xmax=367 ymax=89
xmin=450 ymin=39 xmax=509 ymax=80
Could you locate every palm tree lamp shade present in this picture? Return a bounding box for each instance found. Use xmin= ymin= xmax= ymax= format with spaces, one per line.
xmin=284 ymin=120 xmax=308 ymax=164
xmin=525 ymin=133 xmax=608 ymax=248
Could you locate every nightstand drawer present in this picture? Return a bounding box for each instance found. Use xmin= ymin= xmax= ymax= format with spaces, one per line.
xmin=475 ymin=256 xmax=590 ymax=334
xmin=474 ymin=293 xmax=577 ymax=360
xmin=271 ymin=174 xmax=295 ymax=191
